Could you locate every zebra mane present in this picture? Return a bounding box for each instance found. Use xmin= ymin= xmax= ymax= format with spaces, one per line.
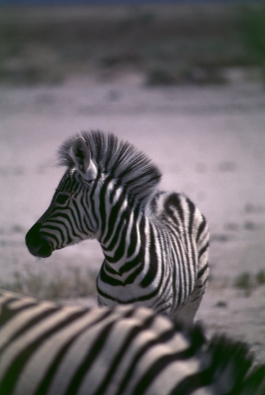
xmin=57 ymin=131 xmax=162 ymax=205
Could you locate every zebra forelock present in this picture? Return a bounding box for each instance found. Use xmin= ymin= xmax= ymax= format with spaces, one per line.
xmin=57 ymin=131 xmax=162 ymax=205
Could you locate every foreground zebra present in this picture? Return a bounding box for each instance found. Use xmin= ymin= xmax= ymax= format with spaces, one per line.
xmin=26 ymin=131 xmax=209 ymax=325
xmin=1 ymin=288 xmax=265 ymax=395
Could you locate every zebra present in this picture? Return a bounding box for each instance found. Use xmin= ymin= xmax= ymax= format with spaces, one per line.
xmin=26 ymin=131 xmax=209 ymax=325
xmin=0 ymin=288 xmax=265 ymax=395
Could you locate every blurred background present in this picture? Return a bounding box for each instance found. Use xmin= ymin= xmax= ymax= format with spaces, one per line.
xmin=0 ymin=0 xmax=265 ymax=363
xmin=0 ymin=0 xmax=265 ymax=86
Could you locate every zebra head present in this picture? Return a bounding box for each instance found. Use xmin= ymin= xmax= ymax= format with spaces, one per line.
xmin=26 ymin=136 xmax=100 ymax=258
xmin=26 ymin=131 xmax=161 ymax=259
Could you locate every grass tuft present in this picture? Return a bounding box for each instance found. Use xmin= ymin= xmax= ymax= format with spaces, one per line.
xmin=256 ymin=270 xmax=265 ymax=285
xmin=234 ymin=269 xmax=265 ymax=297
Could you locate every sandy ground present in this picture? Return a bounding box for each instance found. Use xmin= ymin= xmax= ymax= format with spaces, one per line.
xmin=0 ymin=73 xmax=265 ymax=364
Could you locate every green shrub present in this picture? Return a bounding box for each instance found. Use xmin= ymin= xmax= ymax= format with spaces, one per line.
xmin=234 ymin=272 xmax=252 ymax=296
xmin=256 ymin=270 xmax=265 ymax=285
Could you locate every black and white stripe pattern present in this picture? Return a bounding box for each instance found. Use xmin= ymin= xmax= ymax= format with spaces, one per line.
xmin=26 ymin=131 xmax=209 ymax=325
xmin=1 ymin=288 xmax=265 ymax=395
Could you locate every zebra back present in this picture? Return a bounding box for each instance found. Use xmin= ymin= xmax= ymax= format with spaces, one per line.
xmin=0 ymin=288 xmax=264 ymax=395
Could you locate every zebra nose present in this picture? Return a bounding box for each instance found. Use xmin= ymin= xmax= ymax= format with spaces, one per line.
xmin=25 ymin=223 xmax=53 ymax=258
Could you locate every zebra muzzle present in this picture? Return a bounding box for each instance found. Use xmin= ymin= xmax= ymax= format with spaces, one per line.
xmin=25 ymin=223 xmax=53 ymax=258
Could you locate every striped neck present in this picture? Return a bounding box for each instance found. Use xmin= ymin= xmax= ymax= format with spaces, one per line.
xmin=99 ymin=192 xmax=145 ymax=272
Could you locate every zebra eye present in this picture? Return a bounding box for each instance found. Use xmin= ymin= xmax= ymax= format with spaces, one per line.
xmin=55 ymin=193 xmax=70 ymax=205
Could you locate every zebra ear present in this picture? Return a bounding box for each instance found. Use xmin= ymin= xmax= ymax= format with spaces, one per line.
xmin=72 ymin=137 xmax=97 ymax=180
xmin=72 ymin=137 xmax=90 ymax=174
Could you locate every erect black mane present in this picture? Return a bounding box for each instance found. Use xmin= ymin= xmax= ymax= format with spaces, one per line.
xmin=58 ymin=131 xmax=162 ymax=205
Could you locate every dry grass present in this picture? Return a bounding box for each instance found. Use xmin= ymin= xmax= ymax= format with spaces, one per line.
xmin=0 ymin=265 xmax=98 ymax=300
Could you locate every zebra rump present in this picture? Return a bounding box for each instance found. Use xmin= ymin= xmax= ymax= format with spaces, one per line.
xmin=0 ymin=288 xmax=264 ymax=395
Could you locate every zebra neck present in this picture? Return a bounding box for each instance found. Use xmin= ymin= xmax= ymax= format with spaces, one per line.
xmin=99 ymin=202 xmax=148 ymax=273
